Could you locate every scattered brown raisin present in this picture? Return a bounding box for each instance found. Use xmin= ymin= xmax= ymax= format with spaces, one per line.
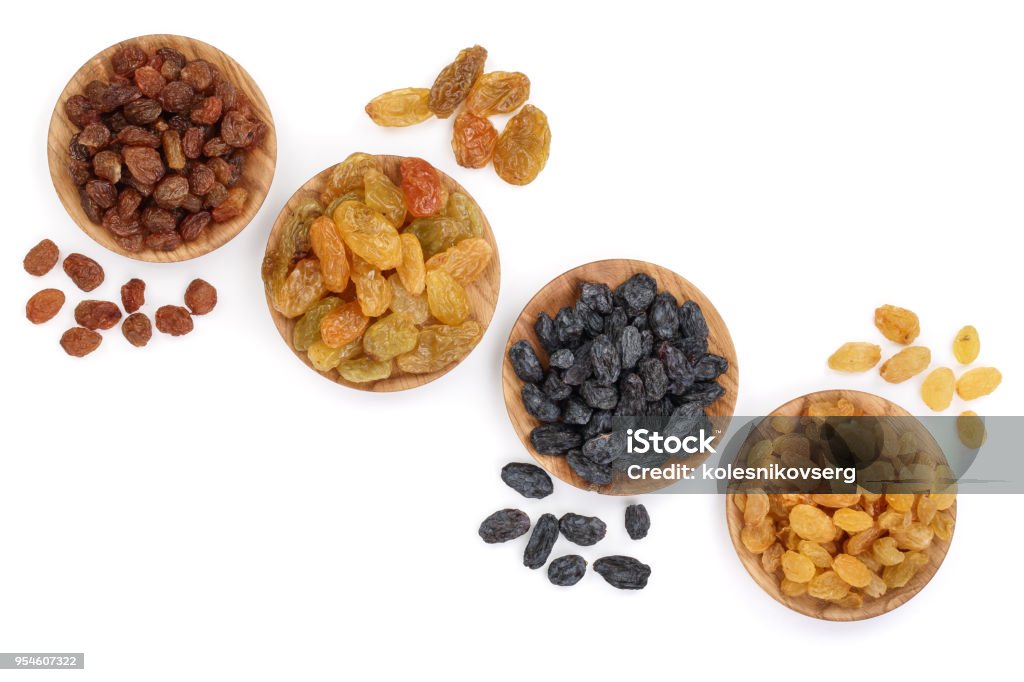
xmin=121 ymin=312 xmax=153 ymax=347
xmin=60 ymin=327 xmax=102 ymax=357
xmin=155 ymin=305 xmax=193 ymax=336
xmin=26 ymin=289 xmax=65 ymax=324
xmin=121 ymin=278 xmax=146 ymax=313
xmin=74 ymin=300 xmax=122 ymax=330
xmin=23 ymin=239 xmax=59 ymax=276
xmin=63 ymin=253 xmax=104 ymax=291
xmin=184 ymin=279 xmax=217 ymax=315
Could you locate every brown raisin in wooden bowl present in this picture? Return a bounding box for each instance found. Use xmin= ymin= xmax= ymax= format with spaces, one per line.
xmin=725 ymin=389 xmax=956 ymax=621
xmin=501 ymin=259 xmax=739 ymax=495
xmin=47 ymin=34 xmax=276 ymax=263
xmin=262 ymin=154 xmax=501 ymax=392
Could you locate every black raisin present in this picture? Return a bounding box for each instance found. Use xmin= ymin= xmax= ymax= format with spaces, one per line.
xmin=649 ymin=291 xmax=679 ymax=339
xmin=603 ymin=306 xmax=628 ymax=340
xmin=567 ymin=450 xmax=614 ymax=486
xmin=500 ymin=462 xmax=554 ymax=499
xmin=582 ymin=431 xmax=626 ymax=465
xmin=542 ymin=372 xmax=573 ymax=401
xmin=683 ymin=381 xmax=725 ymax=407
xmin=478 ymin=509 xmax=531 ymax=544
xmin=593 ymin=555 xmax=651 ymax=589
xmin=522 ymin=383 xmax=561 ymax=422
xmin=679 ymin=300 xmax=709 ymax=339
xmin=562 ymin=397 xmax=593 ymax=425
xmin=508 ymin=339 xmax=545 ymax=383
xmin=619 ymin=325 xmax=643 ymax=370
xmin=625 ymin=504 xmax=651 ymax=540
xmin=523 ymin=513 xmax=559 ymax=569
xmin=582 ymin=409 xmax=613 ymax=440
xmin=559 ymin=513 xmax=607 ymax=546
xmin=549 ymin=348 xmax=574 ymax=369
xmin=639 ymin=357 xmax=668 ymax=401
xmin=530 ymin=424 xmax=582 ymax=455
xmin=548 ymin=555 xmax=587 ymax=586
xmin=615 ymin=273 xmax=656 ymax=314
xmin=555 ymin=306 xmax=584 ymax=347
xmin=589 ymin=333 xmax=621 ymax=385
xmin=581 ymin=380 xmax=618 ymax=410
xmin=562 ymin=341 xmax=593 ymax=386
xmin=580 ymin=281 xmax=612 ymax=314
xmin=694 ymin=354 xmax=729 ymax=381
xmin=534 ymin=311 xmax=561 ymax=353
xmin=575 ymin=299 xmax=604 ymax=336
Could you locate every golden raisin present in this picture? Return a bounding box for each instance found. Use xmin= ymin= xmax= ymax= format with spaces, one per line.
xmin=789 ymin=504 xmax=835 ymax=543
xmin=309 ymin=216 xmax=350 ymax=293
xmin=396 ymin=232 xmax=426 ymax=295
xmin=921 ymin=367 xmax=955 ymax=411
xmin=781 ymin=550 xmax=816 ymax=583
xmin=956 ymin=367 xmax=1002 ymax=400
xmin=874 ymin=304 xmax=920 ymax=344
xmin=320 ymin=301 xmax=368 ymax=349
xmin=952 ymin=325 xmax=980 ymax=364
xmin=351 ymin=255 xmax=392 ymax=317
xmin=827 ymin=342 xmax=881 ymax=372
xmin=364 ymin=88 xmax=432 ymax=127
xmin=957 ymin=411 xmax=986 ymax=448
xmin=832 ymin=554 xmax=872 ymax=588
xmin=879 ymin=346 xmax=931 ymax=383
xmin=425 ymin=269 xmax=469 ymax=325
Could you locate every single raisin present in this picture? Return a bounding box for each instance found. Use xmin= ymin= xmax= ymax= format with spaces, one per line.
xmin=60 ymin=327 xmax=102 ymax=357
xmin=145 ymin=231 xmax=183 ymax=252
xmin=153 ymin=175 xmax=189 ymax=209
xmin=26 ymin=289 xmax=65 ymax=324
xmin=23 ymin=239 xmax=59 ymax=276
xmin=92 ymin=150 xmax=122 ymax=183
xmin=111 ymin=44 xmax=147 ymax=75
xmin=451 ymin=111 xmax=498 ymax=168
xmin=400 ymin=157 xmax=445 ymax=218
xmin=121 ymin=312 xmax=152 ymax=347
xmin=155 ymin=305 xmax=193 ymax=336
xmin=500 ymin=462 xmax=554 ymax=499
xmin=559 ymin=513 xmax=607 ymax=546
xmin=508 ymin=339 xmax=545 ymax=383
xmin=593 ymin=556 xmax=651 ymax=590
xmin=63 ymin=253 xmax=104 ymax=291
xmin=429 ymin=45 xmax=487 ymax=118
xmin=74 ymin=300 xmax=122 ymax=330
xmin=120 ymin=278 xmax=145 ymax=313
xmin=548 ymin=555 xmax=587 ymax=586
xmin=184 ymin=279 xmax=217 ymax=315
xmin=523 ymin=514 xmax=559 ymax=570
xmin=625 ymin=504 xmax=651 ymax=540
xmin=478 ymin=509 xmax=530 ymax=544
xmin=159 ymin=80 xmax=195 ymax=113
xmin=179 ymin=211 xmax=212 ymax=241
xmin=123 ymin=146 xmax=165 ymax=185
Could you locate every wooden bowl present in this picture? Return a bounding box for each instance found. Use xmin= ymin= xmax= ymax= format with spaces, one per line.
xmin=264 ymin=154 xmax=501 ymax=392
xmin=725 ymin=389 xmax=957 ymax=621
xmin=47 ymin=34 xmax=277 ymax=262
xmin=502 ymin=259 xmax=739 ymax=495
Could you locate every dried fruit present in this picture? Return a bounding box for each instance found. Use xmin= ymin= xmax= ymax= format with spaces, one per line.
xmin=60 ymin=327 xmax=102 ymax=357
xmin=508 ymin=340 xmax=545 ymax=383
xmin=523 ymin=513 xmax=559 ymax=570
xmin=874 ymin=304 xmax=920 ymax=344
xmin=493 ymin=105 xmax=551 ymax=185
xmin=396 ymin=233 xmax=426 ymax=296
xmin=956 ymin=367 xmax=1001 ymax=400
xmin=559 ymin=513 xmax=606 ymax=546
xmin=879 ymin=346 xmax=931 ymax=383
xmin=309 ymin=216 xmax=351 ymax=292
xmin=828 ymin=342 xmax=881 ymax=372
xmin=24 ymin=239 xmax=60 ymax=276
xmin=789 ymin=504 xmax=836 ymax=543
xmin=365 ymin=88 xmax=432 ymax=127
xmin=121 ymin=312 xmax=152 ymax=347
xmin=337 ymin=356 xmax=392 ymax=383
xmin=548 ymin=555 xmax=587 ymax=586
xmin=74 ymin=300 xmax=122 ymax=330
xmin=921 ymin=367 xmax=955 ymax=411
xmin=396 ymin=321 xmax=482 ymax=373
xmin=957 ymin=411 xmax=986 ymax=448
xmin=62 ymin=253 xmax=104 ymax=292
xmin=428 ymin=45 xmax=487 ymax=118
xmin=426 ymin=238 xmax=493 ymax=285
xmin=320 ymin=301 xmax=369 ymax=349
xmin=500 ymin=462 xmax=553 ymax=499
xmin=387 ymin=274 xmax=429 ymax=324
xmin=363 ymin=313 xmax=419 ymax=361
xmin=593 ymin=556 xmax=650 ymax=590
xmin=405 ymin=217 xmax=472 ymax=260
xmin=363 ymin=169 xmax=407 ymax=228
xmin=426 ymin=269 xmax=469 ymax=325
xmin=625 ymin=504 xmax=650 ymax=540
xmin=452 ymin=112 xmax=498 ymax=169
xmin=400 ymin=157 xmax=446 ymax=218
xmin=155 ymin=305 xmax=193 ymax=336
xmin=478 ymin=508 xmax=530 ymax=544
xmin=293 ymin=297 xmax=342 ymax=352
xmin=332 ymin=201 xmax=402 ymax=270
xmin=466 ymin=71 xmax=530 ymax=117
xmin=26 ymin=289 xmax=65 ymax=324
xmin=953 ymin=325 xmax=980 ymax=364
xmin=120 ymin=278 xmax=145 ymax=313
xmin=184 ymin=279 xmax=217 ymax=315
xmin=351 ymin=255 xmax=392 ymax=317
xmin=781 ymin=550 xmax=816 ymax=583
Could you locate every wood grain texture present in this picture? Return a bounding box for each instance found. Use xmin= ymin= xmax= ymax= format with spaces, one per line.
xmin=502 ymin=259 xmax=739 ymax=495
xmin=47 ymin=34 xmax=277 ymax=262
xmin=725 ymin=389 xmax=956 ymax=621
xmin=264 ymin=155 xmax=500 ymax=392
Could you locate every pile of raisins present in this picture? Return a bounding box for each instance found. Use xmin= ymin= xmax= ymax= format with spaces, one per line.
xmin=479 ymin=462 xmax=651 ymax=590
xmin=263 ymin=154 xmax=494 ymax=383
xmin=508 ymin=273 xmax=729 ymax=486
xmin=64 ymin=42 xmax=269 ymax=252
xmin=365 ymin=46 xmax=551 ymax=185
xmin=24 ymin=238 xmax=216 ymax=356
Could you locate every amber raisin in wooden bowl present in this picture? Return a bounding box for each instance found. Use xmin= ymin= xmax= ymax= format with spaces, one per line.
xmin=263 ymin=154 xmax=500 ymax=392
xmin=48 ymin=34 xmax=276 ymax=262
xmin=502 ymin=259 xmax=739 ymax=495
xmin=725 ymin=390 xmax=956 ymax=621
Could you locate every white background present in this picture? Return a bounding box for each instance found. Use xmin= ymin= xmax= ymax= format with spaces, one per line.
xmin=2 ymin=1 xmax=1022 ymax=679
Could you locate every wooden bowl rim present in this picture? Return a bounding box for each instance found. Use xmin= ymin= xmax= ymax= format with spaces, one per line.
xmin=47 ymin=32 xmax=277 ymax=263
xmin=502 ymin=257 xmax=739 ymax=495
xmin=724 ymin=388 xmax=957 ymax=621
xmin=262 ymin=154 xmax=501 ymax=392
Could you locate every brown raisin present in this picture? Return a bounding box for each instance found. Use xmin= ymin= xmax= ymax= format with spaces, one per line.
xmin=123 ymin=146 xmax=165 ymax=185
xmin=184 ymin=278 xmax=218 ymax=315
xmin=121 ymin=312 xmax=152 ymax=347
xmin=159 ymin=80 xmax=195 ymax=113
xmin=141 ymin=206 xmax=177 ymax=232
xmin=211 ymin=187 xmax=247 ymax=222
xmin=182 ymin=127 xmax=205 ymax=159
xmin=144 ymin=231 xmax=183 ymax=252
xmin=220 ymin=111 xmax=258 ymax=147
xmin=133 ymin=66 xmax=166 ymax=98
xmin=99 ymin=83 xmax=141 ymax=112
xmin=111 ymin=44 xmax=146 ymax=75
xmin=63 ymin=253 xmax=104 ymax=292
xmin=79 ymin=188 xmax=103 ymax=224
xmin=162 ymin=130 xmax=186 ymax=170
xmin=123 ymin=98 xmax=162 ymax=125
xmin=157 ymin=47 xmax=185 ymax=80
xmin=153 ymin=175 xmax=189 ymax=209
xmin=74 ymin=300 xmax=122 ymax=330
xmin=85 ymin=179 xmax=117 ymax=209
xmin=67 ymin=159 xmax=91 ymax=186
xmin=203 ymin=136 xmax=232 ymax=157
xmin=23 ymin=239 xmax=59 ymax=276
xmin=117 ymin=126 xmax=160 ymax=147
xmin=190 ymin=96 xmax=223 ymax=125
xmin=64 ymin=95 xmax=97 ymax=127
xmin=179 ymin=211 xmax=212 ymax=241
xmin=121 ymin=278 xmax=146 ymax=313
xmin=203 ymin=183 xmax=228 ymax=209
xmin=117 ymin=188 xmax=142 ymax=219
xmin=180 ymin=60 xmax=215 ymax=91
xmin=92 ymin=150 xmax=122 ymax=183
xmin=102 ymin=207 xmax=141 ymax=237
xmin=60 ymin=327 xmax=102 ymax=357
xmin=78 ymin=123 xmax=111 ymax=151
xmin=114 ymin=233 xmax=144 ymax=252
xmin=155 ymin=305 xmax=193 ymax=336
xmin=26 ymin=289 xmax=65 ymax=324
xmin=187 ymin=163 xmax=215 ymax=195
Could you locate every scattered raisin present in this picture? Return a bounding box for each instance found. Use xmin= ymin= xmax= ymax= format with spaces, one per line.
xmin=121 ymin=312 xmax=153 ymax=347
xmin=155 ymin=305 xmax=193 ymax=336
xmin=625 ymin=504 xmax=651 ymax=540
xmin=523 ymin=513 xmax=559 ymax=569
xmin=120 ymin=278 xmax=146 ymax=313
xmin=74 ymin=300 xmax=122 ymax=330
xmin=184 ymin=278 xmax=217 ymax=315
xmin=60 ymin=327 xmax=102 ymax=357
xmin=593 ymin=556 xmax=651 ymax=590
xmin=63 ymin=253 xmax=104 ymax=291
xmin=23 ymin=239 xmax=59 ymax=276
xmin=26 ymin=289 xmax=65 ymax=324
xmin=559 ymin=513 xmax=607 ymax=546
xmin=548 ymin=555 xmax=587 ymax=586
xmin=478 ymin=509 xmax=530 ymax=544
xmin=500 ymin=462 xmax=554 ymax=499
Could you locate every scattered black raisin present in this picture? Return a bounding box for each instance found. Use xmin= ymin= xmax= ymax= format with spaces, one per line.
xmin=548 ymin=555 xmax=587 ymax=586
xmin=593 ymin=556 xmax=651 ymax=590
xmin=559 ymin=513 xmax=607 ymax=546
xmin=500 ymin=462 xmax=554 ymax=499
xmin=523 ymin=513 xmax=559 ymax=569
xmin=625 ymin=504 xmax=651 ymax=540
xmin=479 ymin=509 xmax=531 ymax=544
